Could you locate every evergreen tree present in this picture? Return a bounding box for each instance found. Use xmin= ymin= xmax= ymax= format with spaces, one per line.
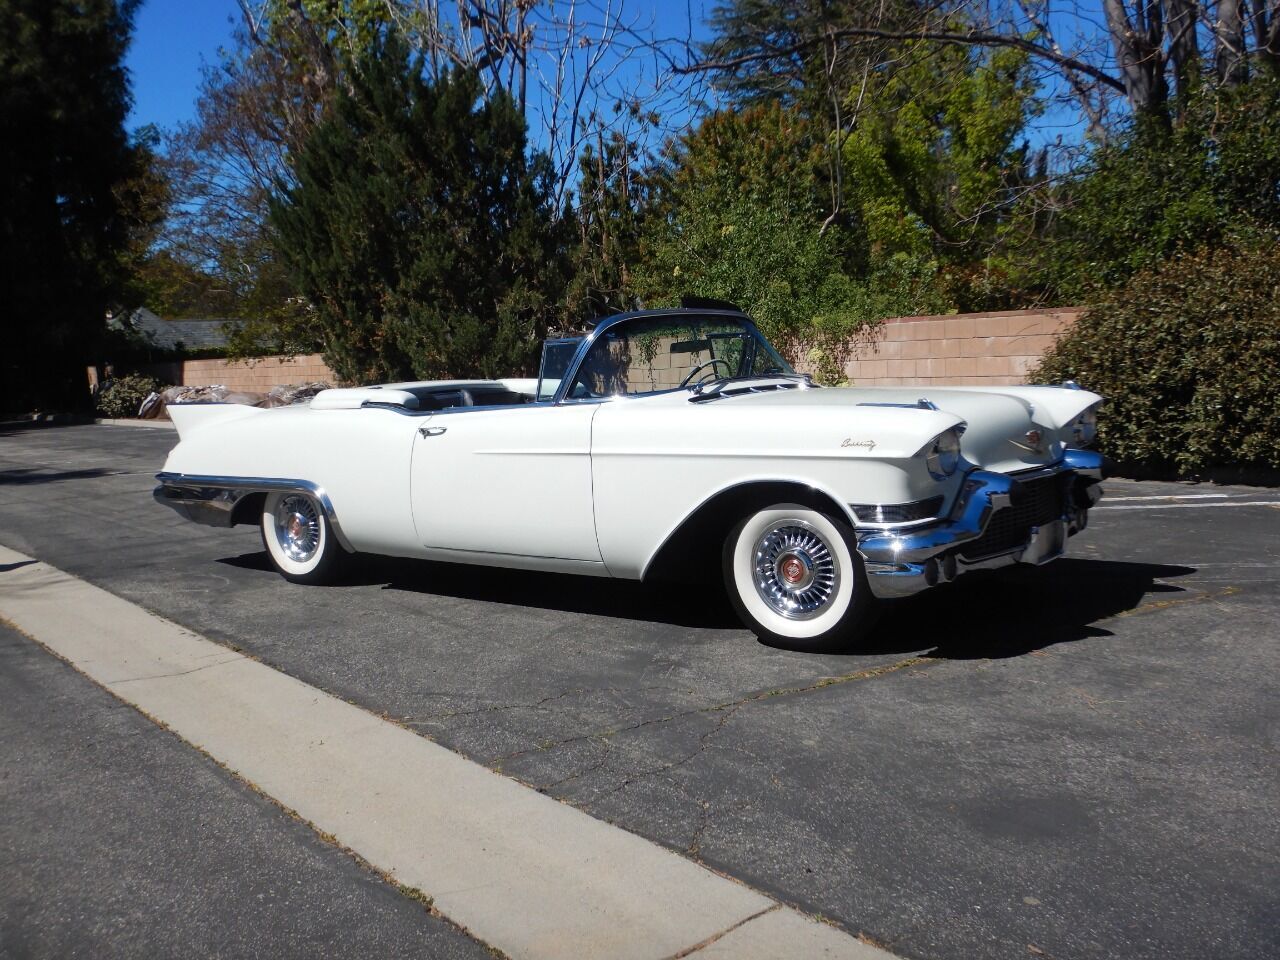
xmin=563 ymin=133 xmax=649 ymax=324
xmin=1 ymin=0 xmax=142 ymax=412
xmin=270 ymin=34 xmax=568 ymax=384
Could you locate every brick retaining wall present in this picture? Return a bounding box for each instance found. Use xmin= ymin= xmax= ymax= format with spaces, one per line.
xmin=836 ymin=307 xmax=1081 ymax=386
xmin=180 ymin=354 xmax=337 ymax=393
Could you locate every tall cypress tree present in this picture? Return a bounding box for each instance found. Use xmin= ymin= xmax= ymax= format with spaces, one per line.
xmin=270 ymin=33 xmax=568 ymax=384
xmin=1 ymin=0 xmax=142 ymax=413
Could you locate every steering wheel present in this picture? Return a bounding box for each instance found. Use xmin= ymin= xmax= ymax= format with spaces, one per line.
xmin=679 ymin=358 xmax=735 ymax=387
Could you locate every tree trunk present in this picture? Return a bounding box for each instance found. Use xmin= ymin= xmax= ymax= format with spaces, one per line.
xmin=1216 ymin=0 xmax=1248 ymax=84
xmin=1166 ymin=0 xmax=1200 ymax=101
xmin=1255 ymin=0 xmax=1280 ymax=71
xmin=1102 ymin=0 xmax=1165 ymax=113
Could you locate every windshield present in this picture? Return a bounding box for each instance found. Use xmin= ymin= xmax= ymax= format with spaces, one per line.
xmin=536 ymin=336 xmax=583 ymax=401
xmin=567 ymin=315 xmax=793 ymax=398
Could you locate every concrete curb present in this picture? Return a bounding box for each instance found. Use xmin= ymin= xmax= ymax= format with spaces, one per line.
xmin=0 ymin=545 xmax=898 ymax=960
xmin=95 ymin=418 xmax=176 ymax=429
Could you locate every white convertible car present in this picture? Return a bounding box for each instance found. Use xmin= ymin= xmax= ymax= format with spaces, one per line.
xmin=156 ymin=306 xmax=1106 ymax=651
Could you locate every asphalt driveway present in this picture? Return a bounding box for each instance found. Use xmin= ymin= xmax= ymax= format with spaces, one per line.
xmin=1 ymin=423 xmax=1276 ymax=960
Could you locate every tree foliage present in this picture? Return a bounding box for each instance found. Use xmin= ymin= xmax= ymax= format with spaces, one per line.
xmin=1042 ymin=77 xmax=1280 ymax=300
xmin=841 ymin=42 xmax=1043 ymax=309
xmin=639 ymin=104 xmax=948 ymax=380
xmin=1 ymin=0 xmax=145 ymax=412
xmin=270 ymin=35 xmax=568 ymax=383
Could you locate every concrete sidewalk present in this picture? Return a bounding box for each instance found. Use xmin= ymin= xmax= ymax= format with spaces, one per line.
xmin=0 ymin=545 xmax=893 ymax=960
xmin=0 ymin=620 xmax=494 ymax=959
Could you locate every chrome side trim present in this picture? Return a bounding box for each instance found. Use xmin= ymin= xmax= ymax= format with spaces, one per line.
xmin=856 ymin=397 xmax=939 ymax=411
xmin=153 ymin=472 xmax=355 ymax=553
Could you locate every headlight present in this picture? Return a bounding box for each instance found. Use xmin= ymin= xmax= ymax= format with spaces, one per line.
xmin=1071 ymin=407 xmax=1098 ymax=447
xmin=925 ymin=427 xmax=964 ymax=480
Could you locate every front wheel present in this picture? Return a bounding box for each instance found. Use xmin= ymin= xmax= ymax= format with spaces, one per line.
xmin=261 ymin=491 xmax=346 ymax=584
xmin=723 ymin=504 xmax=876 ymax=652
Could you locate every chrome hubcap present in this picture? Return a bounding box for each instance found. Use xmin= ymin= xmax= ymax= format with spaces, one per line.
xmin=275 ymin=495 xmax=320 ymax=563
xmin=753 ymin=521 xmax=839 ymax=620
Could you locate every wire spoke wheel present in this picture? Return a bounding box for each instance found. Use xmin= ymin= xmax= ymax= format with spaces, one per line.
xmin=274 ymin=494 xmax=322 ymax=563
xmin=261 ymin=490 xmax=345 ymax=584
xmin=723 ymin=502 xmax=876 ymax=652
xmin=752 ymin=522 xmax=840 ymax=619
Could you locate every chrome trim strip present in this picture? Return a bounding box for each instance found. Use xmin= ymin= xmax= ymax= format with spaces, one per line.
xmin=153 ymin=472 xmax=355 ymax=553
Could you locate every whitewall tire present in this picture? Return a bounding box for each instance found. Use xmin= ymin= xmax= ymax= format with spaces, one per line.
xmin=261 ymin=491 xmax=346 ymax=584
xmin=722 ymin=503 xmax=876 ymax=652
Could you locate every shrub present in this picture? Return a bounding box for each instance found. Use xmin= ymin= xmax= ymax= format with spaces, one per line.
xmin=96 ymin=373 xmax=163 ymax=419
xmin=1033 ymin=235 xmax=1280 ymax=474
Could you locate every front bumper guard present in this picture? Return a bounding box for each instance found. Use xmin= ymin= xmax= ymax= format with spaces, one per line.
xmin=857 ymin=449 xmax=1106 ymax=599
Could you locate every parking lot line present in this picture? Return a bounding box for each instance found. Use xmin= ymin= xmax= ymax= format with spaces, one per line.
xmin=1102 ymin=493 xmax=1231 ymax=501
xmin=0 ymin=544 xmax=895 ymax=960
xmin=1095 ymin=500 xmax=1280 ymax=510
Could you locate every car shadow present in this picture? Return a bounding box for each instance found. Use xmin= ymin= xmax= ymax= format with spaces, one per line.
xmin=220 ymin=550 xmax=1195 ymax=655
xmin=867 ymin=559 xmax=1198 ymax=659
xmin=0 ymin=467 xmax=119 ymax=485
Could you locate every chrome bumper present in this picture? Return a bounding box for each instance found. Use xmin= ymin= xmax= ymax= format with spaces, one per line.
xmin=857 ymin=449 xmax=1107 ymax=599
xmin=153 ymin=472 xmax=354 ymax=552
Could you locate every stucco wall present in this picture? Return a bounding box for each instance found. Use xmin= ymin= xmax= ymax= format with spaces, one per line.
xmin=180 ymin=354 xmax=337 ymax=392
xmin=174 ymin=308 xmax=1081 ymax=392
xmin=837 ymin=308 xmax=1082 ymax=387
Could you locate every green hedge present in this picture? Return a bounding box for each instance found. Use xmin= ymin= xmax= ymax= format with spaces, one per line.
xmin=1034 ymin=235 xmax=1280 ymax=474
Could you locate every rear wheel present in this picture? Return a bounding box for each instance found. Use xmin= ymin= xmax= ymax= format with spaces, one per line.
xmin=723 ymin=503 xmax=876 ymax=652
xmin=261 ymin=491 xmax=346 ymax=584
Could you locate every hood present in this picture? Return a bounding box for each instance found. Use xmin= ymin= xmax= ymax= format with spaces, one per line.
xmin=713 ymin=384 xmax=1101 ymax=473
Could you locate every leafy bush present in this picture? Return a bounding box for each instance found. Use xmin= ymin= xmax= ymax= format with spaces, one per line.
xmin=96 ymin=374 xmax=163 ymax=419
xmin=1034 ymin=236 xmax=1280 ymax=473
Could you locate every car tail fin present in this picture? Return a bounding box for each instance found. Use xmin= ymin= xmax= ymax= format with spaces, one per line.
xmin=166 ymin=403 xmax=264 ymax=440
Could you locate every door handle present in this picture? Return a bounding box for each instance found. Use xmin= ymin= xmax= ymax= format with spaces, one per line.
xmin=418 ymin=425 xmax=447 ymax=437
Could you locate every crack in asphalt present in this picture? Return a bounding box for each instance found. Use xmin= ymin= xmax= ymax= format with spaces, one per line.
xmin=584 ymin=702 xmax=748 ymax=806
xmin=1108 ymin=585 xmax=1241 ymax=620
xmin=539 ymin=736 xmax=614 ymax=792
xmin=399 ymin=688 xmax=583 ymax=724
xmin=683 ymin=790 xmax=713 ymax=859
xmin=491 ymin=654 xmax=937 ymax=779
xmin=400 ymin=683 xmax=680 ymax=727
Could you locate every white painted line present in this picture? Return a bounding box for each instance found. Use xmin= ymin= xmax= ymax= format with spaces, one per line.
xmin=0 ymin=545 xmax=895 ymax=960
xmin=1103 ymin=493 xmax=1230 ymax=502
xmin=1096 ymin=501 xmax=1280 ymax=511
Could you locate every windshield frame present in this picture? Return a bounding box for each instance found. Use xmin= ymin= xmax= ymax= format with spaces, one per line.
xmin=552 ymin=309 xmax=793 ymax=405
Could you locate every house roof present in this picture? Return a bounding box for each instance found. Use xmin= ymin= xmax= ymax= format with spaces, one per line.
xmin=111 ymin=307 xmax=240 ymax=351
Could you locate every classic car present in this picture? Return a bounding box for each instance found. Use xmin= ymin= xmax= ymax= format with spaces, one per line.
xmin=155 ymin=306 xmax=1106 ymax=651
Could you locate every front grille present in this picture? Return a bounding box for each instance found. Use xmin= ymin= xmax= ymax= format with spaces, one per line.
xmin=959 ymin=472 xmax=1067 ymax=560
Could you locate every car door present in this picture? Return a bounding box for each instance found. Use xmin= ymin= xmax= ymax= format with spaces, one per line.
xmin=409 ymin=403 xmax=602 ymax=561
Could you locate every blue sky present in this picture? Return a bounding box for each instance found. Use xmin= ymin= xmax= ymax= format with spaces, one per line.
xmin=124 ymin=1 xmax=1100 ymax=152
xmin=126 ymin=0 xmax=242 ymax=132
xmin=124 ymin=0 xmax=715 ymax=133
